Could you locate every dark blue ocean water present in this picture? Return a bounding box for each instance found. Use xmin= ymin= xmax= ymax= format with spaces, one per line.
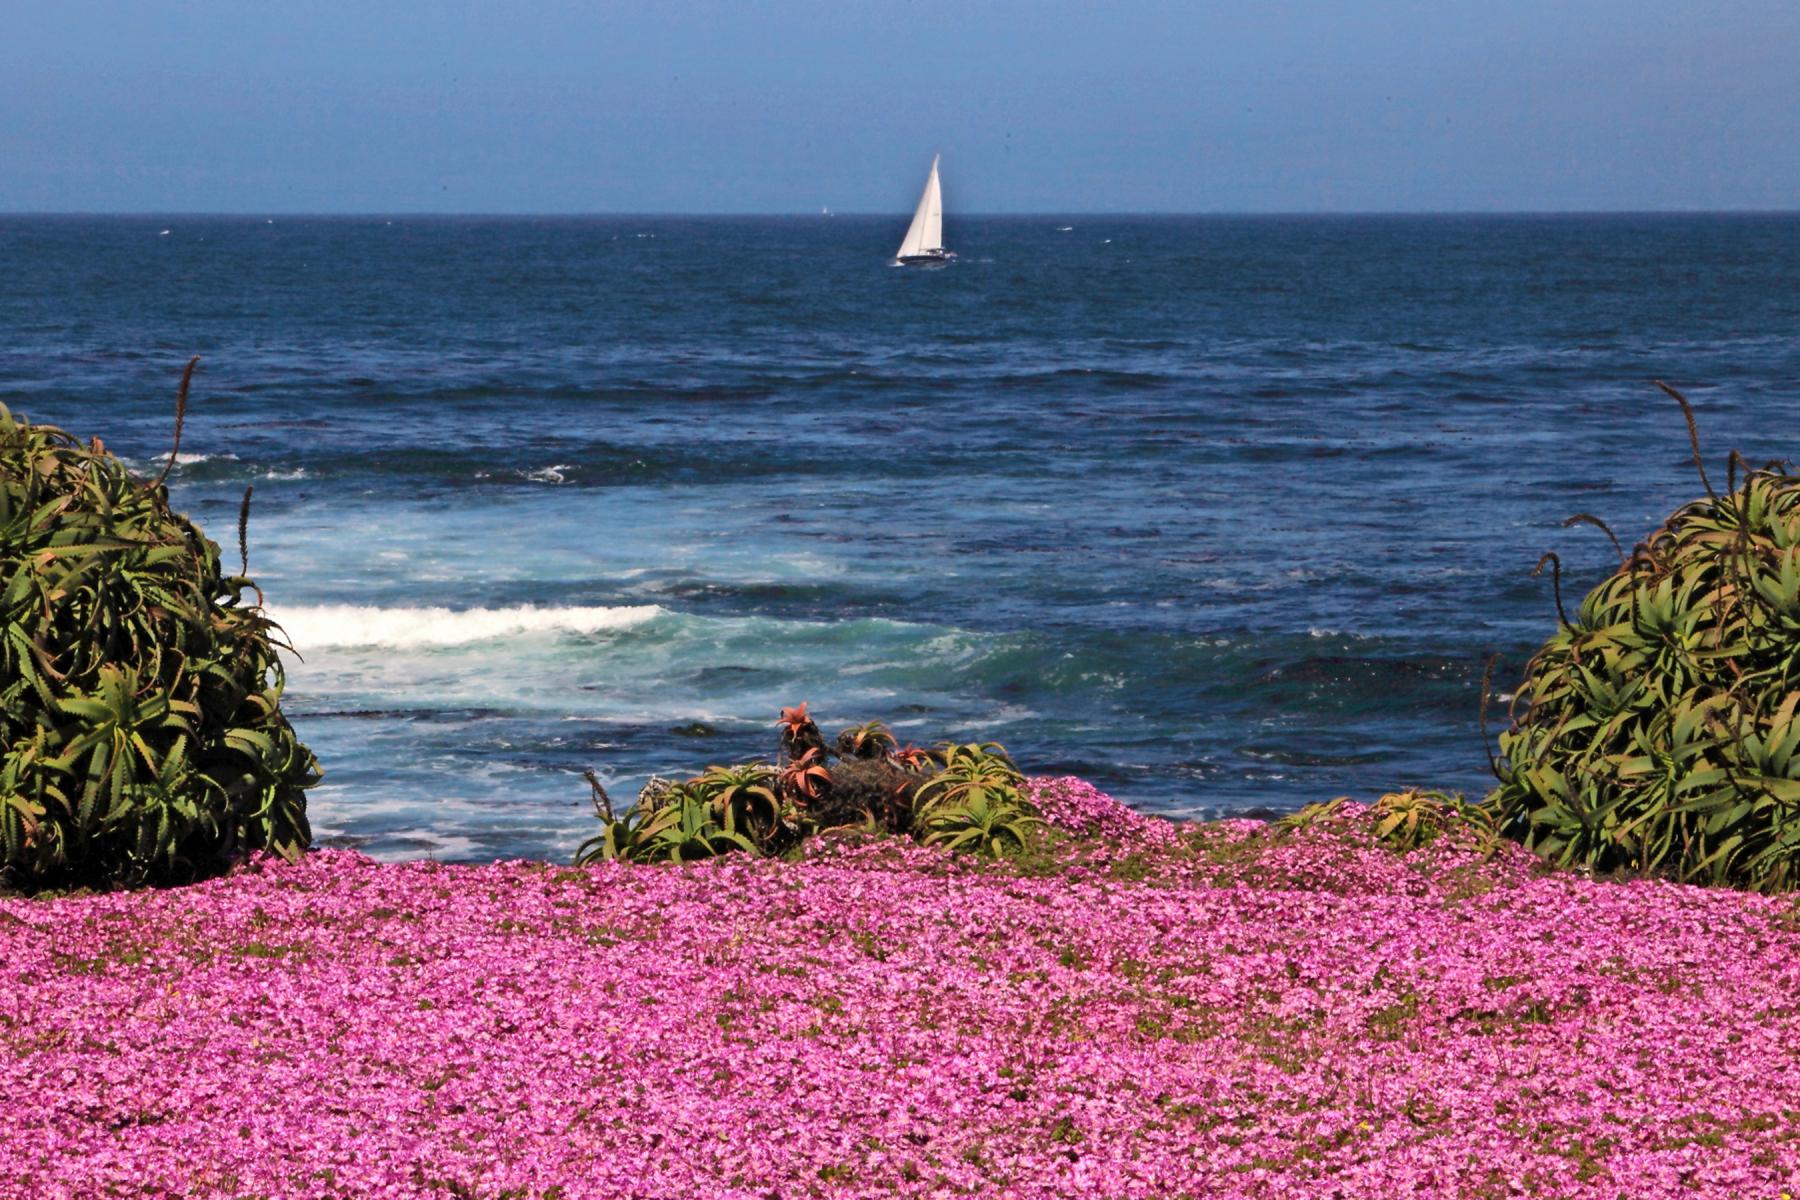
xmin=2 ymin=214 xmax=1796 ymax=861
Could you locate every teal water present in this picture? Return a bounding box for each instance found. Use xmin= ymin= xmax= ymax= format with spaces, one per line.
xmin=3 ymin=213 xmax=1797 ymax=859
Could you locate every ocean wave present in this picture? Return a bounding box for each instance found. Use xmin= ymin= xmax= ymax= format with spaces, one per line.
xmin=269 ymin=603 xmax=664 ymax=649
xmin=117 ymin=451 xmax=235 ymax=472
xmin=118 ymin=453 xmax=306 ymax=483
xmin=472 ymin=463 xmax=579 ymax=485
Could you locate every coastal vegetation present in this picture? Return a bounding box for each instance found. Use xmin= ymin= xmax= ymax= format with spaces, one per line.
xmin=0 ymin=366 xmax=318 ymax=890
xmin=577 ymin=702 xmax=1047 ymax=865
xmin=1489 ymin=384 xmax=1800 ymax=891
xmin=1276 ymin=788 xmax=1498 ymax=857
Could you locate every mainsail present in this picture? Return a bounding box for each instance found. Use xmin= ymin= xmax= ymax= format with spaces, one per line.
xmin=895 ymin=155 xmax=944 ymax=259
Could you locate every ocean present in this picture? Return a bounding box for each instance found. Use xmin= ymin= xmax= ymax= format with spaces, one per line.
xmin=2 ymin=213 xmax=1796 ymax=861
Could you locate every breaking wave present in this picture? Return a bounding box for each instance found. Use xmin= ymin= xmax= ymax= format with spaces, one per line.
xmin=269 ymin=604 xmax=665 ymax=650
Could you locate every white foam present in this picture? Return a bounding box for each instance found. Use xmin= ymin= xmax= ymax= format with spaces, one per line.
xmin=268 ymin=603 xmax=664 ymax=650
xmin=119 ymin=451 xmax=232 ymax=471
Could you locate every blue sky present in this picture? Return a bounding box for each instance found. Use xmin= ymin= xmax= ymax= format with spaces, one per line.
xmin=3 ymin=1 xmax=1796 ymax=213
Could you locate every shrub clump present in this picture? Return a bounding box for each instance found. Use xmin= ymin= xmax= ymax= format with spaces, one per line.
xmin=1279 ymin=789 xmax=1498 ymax=857
xmin=0 ymin=384 xmax=319 ymax=889
xmin=1490 ymin=386 xmax=1800 ymax=891
xmin=576 ymin=703 xmax=1044 ymax=865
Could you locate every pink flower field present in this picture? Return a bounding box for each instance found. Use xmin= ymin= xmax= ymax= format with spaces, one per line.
xmin=5 ymin=779 xmax=1800 ymax=1199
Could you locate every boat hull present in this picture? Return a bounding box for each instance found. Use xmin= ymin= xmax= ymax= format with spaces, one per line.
xmin=896 ymin=251 xmax=955 ymax=266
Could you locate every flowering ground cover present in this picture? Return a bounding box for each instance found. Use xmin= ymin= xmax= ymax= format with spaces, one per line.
xmin=5 ymin=779 xmax=1800 ymax=1199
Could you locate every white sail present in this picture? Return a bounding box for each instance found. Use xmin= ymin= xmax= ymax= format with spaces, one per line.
xmin=895 ymin=155 xmax=943 ymax=259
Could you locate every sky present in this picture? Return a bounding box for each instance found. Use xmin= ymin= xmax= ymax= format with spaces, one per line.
xmin=3 ymin=1 xmax=1797 ymax=214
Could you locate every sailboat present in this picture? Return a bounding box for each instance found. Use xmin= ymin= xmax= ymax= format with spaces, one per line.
xmin=894 ymin=155 xmax=954 ymax=266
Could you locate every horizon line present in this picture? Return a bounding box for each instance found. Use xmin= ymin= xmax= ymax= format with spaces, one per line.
xmin=4 ymin=207 xmax=1798 ymax=220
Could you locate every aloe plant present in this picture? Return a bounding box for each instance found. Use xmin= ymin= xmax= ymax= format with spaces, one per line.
xmin=0 ymin=373 xmax=319 ymax=888
xmin=637 ymin=789 xmax=758 ymax=862
xmin=574 ymin=772 xmax=668 ymax=865
xmin=778 ymin=746 xmax=832 ymax=806
xmin=1279 ymin=790 xmax=1496 ymax=855
xmin=776 ymin=701 xmax=826 ymax=764
xmin=889 ymin=743 xmax=936 ymax=773
xmin=1489 ymin=383 xmax=1800 ymax=891
xmin=917 ymin=791 xmax=1047 ymax=858
xmin=577 ymin=713 xmax=1051 ymax=867
xmin=575 ymin=772 xmax=757 ymax=865
xmin=834 ymin=720 xmax=897 ymax=760
xmin=685 ymin=761 xmax=790 ymax=848
xmin=914 ymin=742 xmax=1024 ymax=815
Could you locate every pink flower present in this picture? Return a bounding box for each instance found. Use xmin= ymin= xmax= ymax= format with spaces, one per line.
xmin=2 ymin=779 xmax=1797 ymax=1197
